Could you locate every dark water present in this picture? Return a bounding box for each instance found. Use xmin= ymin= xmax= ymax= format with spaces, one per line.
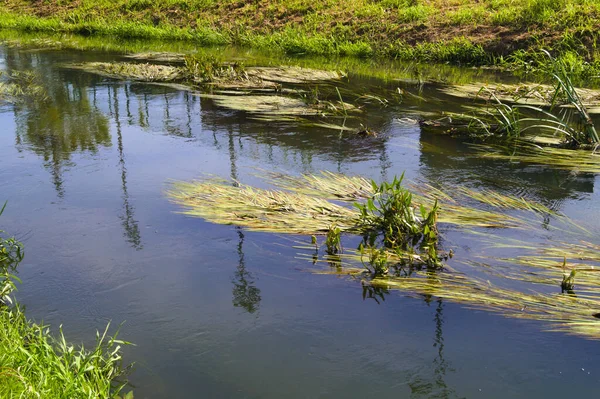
xmin=1 ymin=42 xmax=600 ymax=399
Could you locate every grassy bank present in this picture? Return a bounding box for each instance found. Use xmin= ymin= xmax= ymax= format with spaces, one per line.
xmin=1 ymin=1 xmax=600 ymax=75
xmin=0 ymin=205 xmax=132 ymax=399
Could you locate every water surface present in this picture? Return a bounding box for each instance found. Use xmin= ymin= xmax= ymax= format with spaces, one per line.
xmin=1 ymin=42 xmax=599 ymax=399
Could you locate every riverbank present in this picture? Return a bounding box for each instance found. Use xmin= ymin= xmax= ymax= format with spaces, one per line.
xmin=1 ymin=0 xmax=599 ymax=76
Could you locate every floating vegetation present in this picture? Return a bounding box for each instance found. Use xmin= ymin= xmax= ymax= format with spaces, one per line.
xmin=168 ymin=178 xmax=360 ymax=234
xmin=169 ymin=170 xmax=600 ymax=339
xmin=169 ymin=172 xmax=449 ymax=267
xmin=68 ymin=58 xmax=358 ymax=118
xmin=307 ymin=231 xmax=600 ymax=340
xmin=373 ymin=272 xmax=600 ymax=340
xmin=245 ymin=66 xmax=345 ymax=84
xmin=441 ymin=51 xmax=600 ymax=146
xmin=68 ymin=62 xmax=184 ymax=82
xmin=124 ymin=51 xmax=186 ymax=63
xmin=198 ymin=94 xmax=357 ymax=117
xmin=472 ymin=143 xmax=600 ymax=174
xmin=69 ymin=59 xmax=343 ymax=87
xmin=262 ymin=171 xmax=540 ymax=229
xmin=0 ymin=70 xmax=47 ymax=103
xmin=439 ymin=82 xmax=600 ymax=109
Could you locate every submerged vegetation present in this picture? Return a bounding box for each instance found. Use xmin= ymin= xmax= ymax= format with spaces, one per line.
xmin=169 ymin=170 xmax=600 ymax=340
xmin=0 ymin=203 xmax=133 ymax=398
xmin=68 ymin=56 xmax=362 ymax=121
xmin=0 ymin=70 xmax=47 ymax=103
xmin=443 ymin=52 xmax=600 ymax=147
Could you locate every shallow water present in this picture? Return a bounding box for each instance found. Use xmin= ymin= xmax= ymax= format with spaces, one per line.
xmin=1 ymin=40 xmax=600 ymax=398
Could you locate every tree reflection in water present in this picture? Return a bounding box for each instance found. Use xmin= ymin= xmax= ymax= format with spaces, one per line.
xmin=110 ymin=84 xmax=142 ymax=250
xmin=232 ymin=230 xmax=261 ymax=314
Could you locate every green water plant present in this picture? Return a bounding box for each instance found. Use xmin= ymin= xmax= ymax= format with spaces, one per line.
xmin=467 ymin=51 xmax=600 ymax=146
xmin=325 ymin=224 xmax=342 ymax=255
xmin=543 ymin=49 xmax=600 ymax=145
xmin=561 ymin=257 xmax=577 ymax=293
xmin=355 ymin=174 xmax=439 ymax=252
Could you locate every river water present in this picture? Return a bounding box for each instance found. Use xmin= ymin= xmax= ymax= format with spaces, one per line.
xmin=1 ymin=38 xmax=599 ymax=398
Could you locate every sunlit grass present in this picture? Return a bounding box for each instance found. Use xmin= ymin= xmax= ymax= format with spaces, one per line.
xmin=3 ymin=1 xmax=600 ymax=71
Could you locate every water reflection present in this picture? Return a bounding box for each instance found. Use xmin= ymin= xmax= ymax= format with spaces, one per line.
xmin=418 ymin=130 xmax=596 ymax=210
xmin=232 ymin=230 xmax=261 ymax=314
xmin=109 ymin=84 xmax=143 ymax=250
xmin=409 ymin=299 xmax=457 ymax=399
xmin=4 ymin=49 xmax=111 ymax=198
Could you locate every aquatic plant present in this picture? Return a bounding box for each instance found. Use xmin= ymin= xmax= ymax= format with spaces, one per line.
xmin=325 ymin=225 xmax=342 ymax=255
xmin=355 ymin=174 xmax=439 ymax=253
xmin=472 ymin=143 xmax=600 ymax=174
xmin=543 ymin=50 xmax=600 ymax=145
xmin=170 ymin=171 xmax=600 ymax=339
xmin=69 ymin=61 xmax=183 ymax=82
xmin=183 ymin=53 xmax=247 ymax=83
xmin=0 ymin=70 xmax=47 ymax=103
xmin=561 ymin=257 xmax=577 ymax=293
xmin=450 ymin=52 xmax=600 ymax=146
xmin=0 ymin=202 xmax=23 ymax=303
xmin=168 ymin=178 xmax=361 ymax=234
xmin=169 ymin=171 xmax=555 ymax=271
xmin=169 ymin=172 xmax=445 ymax=266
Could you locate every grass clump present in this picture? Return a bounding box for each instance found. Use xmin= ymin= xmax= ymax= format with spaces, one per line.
xmin=168 ymin=171 xmax=551 ymax=271
xmin=443 ymin=51 xmax=600 ymax=147
xmin=0 ymin=203 xmax=133 ymax=399
xmin=355 ymin=174 xmax=440 ymax=264
xmin=4 ymin=1 xmax=600 ymax=71
xmin=169 ymin=172 xmax=445 ymax=267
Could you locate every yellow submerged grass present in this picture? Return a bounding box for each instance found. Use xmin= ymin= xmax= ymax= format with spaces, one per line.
xmin=262 ymin=171 xmax=547 ymax=228
xmin=439 ymin=82 xmax=600 ymax=111
xmin=371 ymin=272 xmax=600 ymax=340
xmin=169 ymin=171 xmax=554 ymax=234
xmin=168 ymin=179 xmax=360 ymax=234
xmin=69 ymin=62 xmax=184 ymax=82
xmin=169 ymin=171 xmax=600 ymax=339
xmin=472 ymin=144 xmax=600 ymax=174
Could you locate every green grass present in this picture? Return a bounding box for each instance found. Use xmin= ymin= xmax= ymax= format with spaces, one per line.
xmin=2 ymin=0 xmax=600 ymax=72
xmin=0 ymin=204 xmax=133 ymax=399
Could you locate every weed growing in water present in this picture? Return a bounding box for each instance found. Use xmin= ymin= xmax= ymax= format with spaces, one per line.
xmin=467 ymin=51 xmax=599 ymax=147
xmin=183 ymin=53 xmax=246 ymax=83
xmin=358 ymin=243 xmax=389 ymax=276
xmin=325 ymin=224 xmax=342 ymax=255
xmin=561 ymin=257 xmax=577 ymax=293
xmin=0 ymin=202 xmax=23 ymax=303
xmin=355 ymin=173 xmax=439 ymax=252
